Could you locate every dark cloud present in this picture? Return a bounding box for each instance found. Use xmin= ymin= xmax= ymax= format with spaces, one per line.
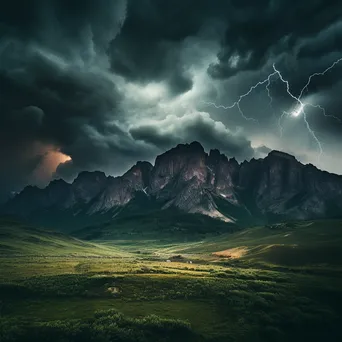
xmin=0 ymin=0 xmax=126 ymax=53
xmin=130 ymin=125 xmax=177 ymax=150
xmin=183 ymin=115 xmax=255 ymax=159
xmin=208 ymin=0 xmax=342 ymax=79
xmin=0 ymin=0 xmax=129 ymax=201
xmin=130 ymin=112 xmax=255 ymax=160
xmin=254 ymin=145 xmax=273 ymax=158
xmin=1 ymin=0 xmax=342 ymax=201
xmin=108 ymin=0 xmax=200 ymax=95
xmin=297 ymin=21 xmax=342 ymax=59
xmin=19 ymin=106 xmax=45 ymax=126
xmin=0 ymin=40 xmax=122 ymax=152
xmin=0 ymin=146 xmax=44 ymax=203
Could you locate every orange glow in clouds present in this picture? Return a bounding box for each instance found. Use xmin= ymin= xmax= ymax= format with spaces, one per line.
xmin=53 ymin=150 xmax=72 ymax=164
xmin=32 ymin=146 xmax=72 ymax=184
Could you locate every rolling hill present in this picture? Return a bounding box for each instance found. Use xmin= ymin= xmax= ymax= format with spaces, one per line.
xmin=0 ymin=219 xmax=122 ymax=257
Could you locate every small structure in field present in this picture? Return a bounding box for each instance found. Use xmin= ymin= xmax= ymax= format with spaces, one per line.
xmin=166 ymin=259 xmax=171 ymax=263
xmin=107 ymin=286 xmax=121 ymax=294
xmin=170 ymin=254 xmax=184 ymax=261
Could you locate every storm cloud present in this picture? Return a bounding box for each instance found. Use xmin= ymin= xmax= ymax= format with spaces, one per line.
xmin=130 ymin=111 xmax=255 ymax=159
xmin=0 ymin=0 xmax=342 ymax=202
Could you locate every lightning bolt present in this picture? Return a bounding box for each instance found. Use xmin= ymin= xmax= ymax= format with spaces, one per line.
xmin=278 ymin=111 xmax=288 ymax=137
xmin=202 ymin=71 xmax=278 ymax=122
xmin=298 ymin=57 xmax=342 ymax=100
xmin=272 ymin=62 xmax=342 ymax=159
xmin=306 ymin=103 xmax=342 ymax=123
xmin=266 ymin=75 xmax=276 ymax=117
xmin=272 ymin=63 xmax=324 ymax=158
xmin=203 ymin=57 xmax=342 ymax=161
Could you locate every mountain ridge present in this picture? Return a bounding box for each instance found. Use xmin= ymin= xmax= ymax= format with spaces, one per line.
xmin=2 ymin=141 xmax=342 ymax=229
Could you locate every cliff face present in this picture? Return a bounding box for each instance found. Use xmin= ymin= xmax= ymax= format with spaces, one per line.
xmin=238 ymin=151 xmax=342 ymax=220
xmin=88 ymin=161 xmax=153 ymax=213
xmin=3 ymin=142 xmax=342 ymax=225
xmin=72 ymin=171 xmax=108 ymax=204
xmin=150 ymin=142 xmax=207 ymax=193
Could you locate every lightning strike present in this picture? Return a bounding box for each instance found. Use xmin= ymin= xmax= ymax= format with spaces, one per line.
xmin=278 ymin=111 xmax=289 ymax=137
xmin=303 ymin=110 xmax=323 ymax=157
xmin=266 ymin=76 xmax=275 ymax=115
xmin=272 ymin=63 xmax=324 ymax=159
xmin=298 ymin=57 xmax=342 ymax=99
xmin=203 ymin=57 xmax=342 ymax=162
xmin=202 ymin=71 xmax=278 ymax=122
xmin=306 ymin=103 xmax=342 ymax=123
xmin=291 ymin=103 xmax=304 ymax=117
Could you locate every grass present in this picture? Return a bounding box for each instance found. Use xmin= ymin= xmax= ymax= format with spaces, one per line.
xmin=157 ymin=220 xmax=342 ymax=269
xmin=5 ymin=298 xmax=223 ymax=336
xmin=0 ymin=309 xmax=197 ymax=342
xmin=0 ymin=218 xmax=130 ymax=257
xmin=1 ymin=218 xmax=342 ymax=341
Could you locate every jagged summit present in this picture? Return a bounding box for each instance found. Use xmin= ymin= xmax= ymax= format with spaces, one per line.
xmin=74 ymin=170 xmax=107 ymax=182
xmin=176 ymin=141 xmax=205 ymax=151
xmin=2 ymin=142 xmax=342 ymax=227
xmin=267 ymin=150 xmax=298 ymax=160
xmin=156 ymin=141 xmax=206 ymax=159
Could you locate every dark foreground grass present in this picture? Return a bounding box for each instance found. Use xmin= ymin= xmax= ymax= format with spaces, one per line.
xmin=1 ymin=269 xmax=342 ymax=341
xmin=0 ymin=309 xmax=198 ymax=342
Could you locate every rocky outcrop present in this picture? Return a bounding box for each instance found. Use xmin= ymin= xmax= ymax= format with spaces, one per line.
xmin=2 ymin=142 xmax=342 ymax=225
xmin=206 ymin=149 xmax=240 ymax=204
xmin=72 ymin=171 xmax=108 ymax=204
xmin=239 ymin=151 xmax=342 ymax=220
xmin=150 ymin=141 xmax=208 ymax=193
xmin=88 ymin=161 xmax=153 ymax=213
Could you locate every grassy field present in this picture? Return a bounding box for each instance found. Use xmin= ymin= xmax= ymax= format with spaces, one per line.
xmin=1 ymin=218 xmax=342 ymax=341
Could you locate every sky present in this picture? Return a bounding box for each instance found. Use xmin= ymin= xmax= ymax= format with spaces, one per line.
xmin=1 ymin=0 xmax=342 ymax=202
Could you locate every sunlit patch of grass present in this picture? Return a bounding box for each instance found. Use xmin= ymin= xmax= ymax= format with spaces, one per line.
xmin=212 ymin=246 xmax=249 ymax=259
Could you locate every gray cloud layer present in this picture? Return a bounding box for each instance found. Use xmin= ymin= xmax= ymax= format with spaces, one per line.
xmin=1 ymin=0 xmax=342 ymax=202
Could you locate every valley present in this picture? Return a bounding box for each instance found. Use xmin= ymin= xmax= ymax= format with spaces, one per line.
xmin=1 ymin=218 xmax=342 ymax=341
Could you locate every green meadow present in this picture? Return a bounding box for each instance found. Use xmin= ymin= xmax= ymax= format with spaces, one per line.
xmin=1 ymin=218 xmax=342 ymax=341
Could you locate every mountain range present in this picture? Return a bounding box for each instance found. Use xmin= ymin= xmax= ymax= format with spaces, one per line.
xmin=2 ymin=141 xmax=342 ymax=231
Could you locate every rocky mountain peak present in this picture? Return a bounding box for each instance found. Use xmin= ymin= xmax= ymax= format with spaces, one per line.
xmin=174 ymin=140 xmax=205 ymax=152
xmin=73 ymin=171 xmax=107 ymax=184
xmin=161 ymin=141 xmax=205 ymax=157
xmin=2 ymin=142 xmax=342 ymax=226
xmin=150 ymin=141 xmax=207 ymax=192
xmin=123 ymin=161 xmax=153 ymax=188
xmin=208 ymin=149 xmax=228 ymax=164
xmin=266 ymin=150 xmax=298 ymax=161
xmin=72 ymin=171 xmax=108 ymax=204
xmin=49 ymin=178 xmax=70 ymax=188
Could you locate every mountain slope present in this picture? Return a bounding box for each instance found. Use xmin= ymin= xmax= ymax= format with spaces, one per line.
xmin=74 ymin=207 xmax=239 ymax=241
xmin=2 ymin=141 xmax=342 ymax=231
